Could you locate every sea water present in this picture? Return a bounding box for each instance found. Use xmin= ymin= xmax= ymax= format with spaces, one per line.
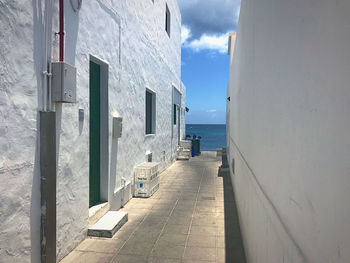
xmin=185 ymin=124 xmax=226 ymax=151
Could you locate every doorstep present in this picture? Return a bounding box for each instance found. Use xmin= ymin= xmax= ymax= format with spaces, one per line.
xmin=88 ymin=211 xmax=128 ymax=238
xmin=88 ymin=202 xmax=109 ymax=227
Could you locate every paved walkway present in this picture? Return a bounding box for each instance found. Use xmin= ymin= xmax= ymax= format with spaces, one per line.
xmin=61 ymin=152 xmax=245 ymax=263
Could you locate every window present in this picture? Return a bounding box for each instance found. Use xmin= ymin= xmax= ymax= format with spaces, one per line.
xmin=146 ymin=90 xmax=156 ymax=134
xmin=173 ymin=104 xmax=177 ymax=125
xmin=165 ymin=4 xmax=171 ymax=37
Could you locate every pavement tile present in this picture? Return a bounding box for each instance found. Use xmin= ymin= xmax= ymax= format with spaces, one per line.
xmin=189 ymin=226 xmax=216 ymax=236
xmin=112 ymin=229 xmax=134 ymax=242
xmin=194 ymin=206 xmax=216 ymax=214
xmin=125 ymin=208 xmax=151 ymax=214
xmin=179 ymin=195 xmax=198 ymax=201
xmin=191 ymin=216 xmax=217 ymax=226
xmin=75 ymin=238 xmax=124 ymax=254
xmin=151 ymin=204 xmax=174 ymax=211
xmin=131 ymin=203 xmax=154 ymax=209
xmin=176 ymin=200 xmax=197 ymax=206
xmin=132 ymin=227 xmax=163 ymax=240
xmin=171 ymin=210 xmax=194 ymax=219
xmin=196 ymin=200 xmax=216 ymax=207
xmin=167 ymin=216 xmax=192 ymax=226
xmin=182 ymin=260 xmax=215 ymax=263
xmin=117 ymin=220 xmax=141 ymax=233
xmin=148 ymin=257 xmax=181 ymax=263
xmin=126 ymin=213 xmax=148 ymax=223
xmin=118 ymin=236 xmax=155 ymax=256
xmin=111 ymin=254 xmax=148 ymax=263
xmin=187 ymin=234 xmax=216 ymax=248
xmin=60 ymin=152 xmax=246 ymax=263
xmin=183 ymin=247 xmax=216 ymax=261
xmin=61 ymin=251 xmax=114 ymax=263
xmin=158 ymin=233 xmax=188 ymax=246
xmin=163 ymin=224 xmax=190 ymax=235
xmin=140 ymin=215 xmax=168 ymax=227
xmin=150 ymin=243 xmax=185 ymax=259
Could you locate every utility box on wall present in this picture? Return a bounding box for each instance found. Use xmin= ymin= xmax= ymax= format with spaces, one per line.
xmin=52 ymin=62 xmax=77 ymax=103
xmin=113 ymin=117 xmax=123 ymax=138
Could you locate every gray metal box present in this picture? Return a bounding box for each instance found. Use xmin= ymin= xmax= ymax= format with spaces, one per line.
xmin=52 ymin=62 xmax=77 ymax=103
xmin=113 ymin=117 xmax=123 ymax=138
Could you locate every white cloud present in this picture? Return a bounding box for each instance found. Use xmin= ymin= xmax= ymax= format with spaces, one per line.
xmin=206 ymin=109 xmax=217 ymax=113
xmin=181 ymin=26 xmax=191 ymax=44
xmin=183 ymin=28 xmax=229 ymax=54
xmin=179 ymin=0 xmax=241 ymax=54
xmin=178 ymin=0 xmax=241 ymax=39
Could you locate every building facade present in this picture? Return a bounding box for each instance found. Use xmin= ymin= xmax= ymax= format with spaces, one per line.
xmin=0 ymin=0 xmax=185 ymax=262
xmin=227 ymin=0 xmax=350 ymax=262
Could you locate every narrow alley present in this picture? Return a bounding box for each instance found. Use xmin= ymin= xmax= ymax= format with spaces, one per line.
xmin=61 ymin=152 xmax=245 ymax=263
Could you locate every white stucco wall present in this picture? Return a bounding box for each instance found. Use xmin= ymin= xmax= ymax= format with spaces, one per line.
xmin=227 ymin=0 xmax=350 ymax=262
xmin=0 ymin=0 xmax=184 ymax=262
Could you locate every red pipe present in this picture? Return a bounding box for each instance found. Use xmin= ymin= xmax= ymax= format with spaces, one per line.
xmin=59 ymin=0 xmax=64 ymax=61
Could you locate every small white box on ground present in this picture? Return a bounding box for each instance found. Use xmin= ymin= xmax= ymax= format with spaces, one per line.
xmin=180 ymin=140 xmax=192 ymax=150
xmin=176 ymin=147 xmax=191 ymax=160
xmin=88 ymin=211 xmax=128 ymax=238
xmin=134 ymin=162 xmax=160 ymax=198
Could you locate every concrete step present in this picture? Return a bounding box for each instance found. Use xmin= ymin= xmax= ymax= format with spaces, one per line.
xmin=88 ymin=202 xmax=109 ymax=227
xmin=88 ymin=211 xmax=128 ymax=238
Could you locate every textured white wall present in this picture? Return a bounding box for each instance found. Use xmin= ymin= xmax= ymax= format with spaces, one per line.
xmin=0 ymin=0 xmax=184 ymax=262
xmin=0 ymin=1 xmax=44 ymax=262
xmin=227 ymin=0 xmax=350 ymax=262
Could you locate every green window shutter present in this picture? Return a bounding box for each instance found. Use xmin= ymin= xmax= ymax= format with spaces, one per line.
xmin=166 ymin=4 xmax=171 ymax=37
xmin=146 ymin=91 xmax=153 ymax=134
xmin=173 ymin=104 xmax=177 ymax=125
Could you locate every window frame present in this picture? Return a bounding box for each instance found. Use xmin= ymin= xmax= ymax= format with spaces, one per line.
xmin=145 ymin=89 xmax=156 ymax=135
xmin=173 ymin=104 xmax=177 ymax=125
xmin=165 ymin=4 xmax=171 ymax=37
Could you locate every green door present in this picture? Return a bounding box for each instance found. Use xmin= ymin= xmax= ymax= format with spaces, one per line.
xmin=89 ymin=61 xmax=101 ymax=207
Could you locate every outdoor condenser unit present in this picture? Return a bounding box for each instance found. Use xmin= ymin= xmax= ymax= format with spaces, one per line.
xmin=52 ymin=62 xmax=77 ymax=103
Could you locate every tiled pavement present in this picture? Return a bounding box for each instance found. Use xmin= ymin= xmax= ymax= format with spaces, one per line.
xmin=61 ymin=151 xmax=246 ymax=263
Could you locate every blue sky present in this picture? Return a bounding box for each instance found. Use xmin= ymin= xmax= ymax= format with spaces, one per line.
xmin=182 ymin=49 xmax=228 ymax=124
xmin=178 ymin=0 xmax=241 ymax=124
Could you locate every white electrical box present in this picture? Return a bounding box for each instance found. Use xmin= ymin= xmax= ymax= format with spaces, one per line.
xmin=113 ymin=117 xmax=123 ymax=138
xmin=52 ymin=62 xmax=77 ymax=103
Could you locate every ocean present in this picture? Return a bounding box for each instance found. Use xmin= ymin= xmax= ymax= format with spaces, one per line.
xmin=185 ymin=124 xmax=226 ymax=151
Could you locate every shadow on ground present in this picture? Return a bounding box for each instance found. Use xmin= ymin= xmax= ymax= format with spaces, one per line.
xmin=218 ymin=152 xmax=246 ymax=263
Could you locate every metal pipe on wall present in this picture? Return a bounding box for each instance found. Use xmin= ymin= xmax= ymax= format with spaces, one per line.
xmin=59 ymin=0 xmax=64 ymax=62
xmin=40 ymin=112 xmax=56 ymax=263
xmin=40 ymin=1 xmax=56 ymax=262
xmin=45 ymin=0 xmax=53 ymax=111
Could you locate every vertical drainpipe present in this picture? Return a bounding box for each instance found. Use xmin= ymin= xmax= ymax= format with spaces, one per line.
xmin=40 ymin=0 xmax=56 ymax=262
xmin=171 ymin=87 xmax=173 ymax=160
xmin=40 ymin=111 xmax=56 ymax=263
xmin=59 ymin=0 xmax=64 ymax=62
